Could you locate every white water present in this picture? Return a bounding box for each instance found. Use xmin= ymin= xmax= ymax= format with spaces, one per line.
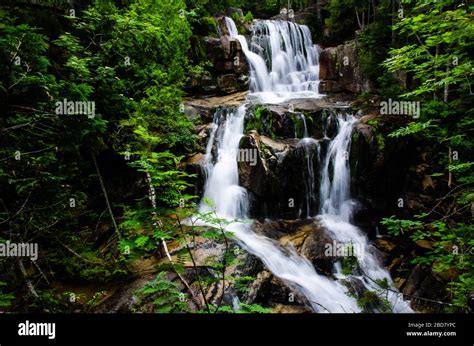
xmin=198 ymin=106 xmax=360 ymax=313
xmin=199 ymin=106 xmax=249 ymax=219
xmin=225 ymin=17 xmax=322 ymax=103
xmin=318 ymin=113 xmax=413 ymax=313
xmin=297 ymin=114 xmax=320 ymax=217
xmin=319 ymin=114 xmax=356 ymax=222
xmin=195 ymin=17 xmax=412 ymax=313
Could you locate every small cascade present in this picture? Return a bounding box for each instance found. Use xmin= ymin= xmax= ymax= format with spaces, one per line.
xmin=297 ymin=114 xmax=319 ymax=217
xmin=199 ymin=106 xmax=248 ymax=219
xmin=225 ymin=17 xmax=321 ymax=103
xmin=319 ymin=114 xmax=356 ymax=222
xmin=317 ymin=113 xmax=413 ymax=313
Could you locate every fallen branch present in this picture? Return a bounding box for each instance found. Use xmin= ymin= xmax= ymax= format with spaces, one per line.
xmin=17 ymin=258 xmax=39 ymax=298
xmin=92 ymin=151 xmax=119 ymax=237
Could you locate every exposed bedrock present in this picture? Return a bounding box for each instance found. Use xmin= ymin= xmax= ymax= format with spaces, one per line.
xmin=319 ymin=41 xmax=374 ymax=94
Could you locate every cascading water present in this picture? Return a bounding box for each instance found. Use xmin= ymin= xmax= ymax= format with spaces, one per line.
xmin=199 ymin=106 xmax=360 ymax=313
xmin=297 ymin=114 xmax=319 ymax=217
xmin=199 ymin=106 xmax=248 ymax=219
xmin=225 ymin=17 xmax=321 ymax=103
xmin=196 ymin=16 xmax=412 ymax=313
xmin=317 ymin=113 xmax=413 ymax=313
xmin=319 ymin=114 xmax=356 ymax=222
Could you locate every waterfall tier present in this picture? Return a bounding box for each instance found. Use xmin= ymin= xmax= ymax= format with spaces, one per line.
xmin=225 ymin=17 xmax=322 ymax=103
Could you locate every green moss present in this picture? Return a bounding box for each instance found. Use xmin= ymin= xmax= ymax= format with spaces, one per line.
xmin=0 ymin=282 xmax=14 ymax=308
xmin=375 ymin=133 xmax=385 ymax=151
xmin=367 ymin=119 xmax=378 ymax=127
xmin=245 ymin=106 xmax=273 ymax=137
xmin=352 ymin=131 xmax=360 ymax=143
xmin=288 ymin=113 xmax=302 ymax=138
xmin=367 ymin=119 xmax=385 ymax=151
xmin=244 ymin=11 xmax=253 ymax=23
xmin=231 ymin=12 xmax=249 ymax=35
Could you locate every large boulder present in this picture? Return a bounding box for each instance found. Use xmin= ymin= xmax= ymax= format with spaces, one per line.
xmin=280 ymin=223 xmax=337 ymax=276
xmin=319 ymin=47 xmax=338 ymax=81
xmin=234 ymin=100 xmax=356 ymax=219
xmin=238 ymin=132 xmax=307 ymax=219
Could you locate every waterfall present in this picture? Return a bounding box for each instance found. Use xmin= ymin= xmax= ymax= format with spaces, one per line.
xmin=225 ymin=17 xmax=321 ymax=103
xmin=197 ymin=107 xmax=412 ymax=313
xmin=319 ymin=114 xmax=356 ymax=222
xmin=297 ymin=114 xmax=319 ymax=217
xmin=195 ymin=17 xmax=413 ymax=313
xmin=317 ymin=113 xmax=413 ymax=313
xmin=199 ymin=106 xmax=249 ymax=219
xmin=198 ymin=106 xmax=360 ymax=313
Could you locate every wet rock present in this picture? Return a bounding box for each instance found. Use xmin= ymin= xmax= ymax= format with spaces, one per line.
xmin=236 ymin=127 xmax=308 ymax=219
xmin=319 ymin=80 xmax=342 ymax=93
xmin=238 ymin=132 xmax=269 ymax=197
xmin=415 ymin=240 xmax=434 ymax=250
xmin=215 ymin=59 xmax=234 ymax=72
xmin=186 ymin=153 xmax=205 ymax=166
xmin=345 ymin=276 xmax=366 ymax=299
xmin=319 ymin=47 xmax=338 ymax=80
xmin=279 ymin=222 xmax=336 ymax=276
xmin=394 ymin=277 xmax=407 ymax=290
xmin=254 ymin=142 xmax=307 ymax=219
xmin=388 ymin=257 xmax=402 ymax=274
xmin=183 ymin=92 xmax=248 ymax=123
xmin=244 ymin=271 xmax=307 ymax=307
xmin=349 ymin=115 xmax=414 ymax=230
xmin=203 ymin=36 xmax=226 ymax=60
xmin=402 ymin=264 xmax=448 ymax=313
xmin=217 ymin=74 xmax=240 ymax=94
xmin=254 ymin=219 xmax=313 ymax=239
xmin=235 ymin=101 xmax=357 ymax=219
xmin=300 ymin=227 xmax=335 ymax=276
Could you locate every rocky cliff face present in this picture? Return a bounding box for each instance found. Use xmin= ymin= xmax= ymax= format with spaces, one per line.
xmin=319 ymin=41 xmax=375 ymax=94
